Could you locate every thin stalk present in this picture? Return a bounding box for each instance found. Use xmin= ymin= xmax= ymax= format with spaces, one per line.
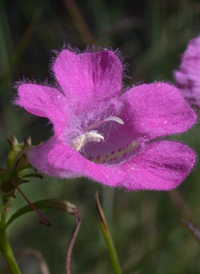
xmin=0 ymin=199 xmax=22 ymax=274
xmin=0 ymin=230 xmax=22 ymax=274
xmin=95 ymin=192 xmax=122 ymax=274
xmin=65 ymin=205 xmax=81 ymax=274
xmin=62 ymin=0 xmax=95 ymax=45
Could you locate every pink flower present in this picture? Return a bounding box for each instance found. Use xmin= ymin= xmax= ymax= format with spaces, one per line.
xmin=174 ymin=36 xmax=200 ymax=108
xmin=15 ymin=49 xmax=196 ymax=191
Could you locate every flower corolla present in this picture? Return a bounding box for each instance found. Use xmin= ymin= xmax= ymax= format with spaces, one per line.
xmin=15 ymin=48 xmax=196 ymax=191
xmin=174 ymin=35 xmax=200 ymax=108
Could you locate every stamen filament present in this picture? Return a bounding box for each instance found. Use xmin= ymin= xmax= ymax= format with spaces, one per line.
xmin=86 ymin=116 xmax=124 ymax=131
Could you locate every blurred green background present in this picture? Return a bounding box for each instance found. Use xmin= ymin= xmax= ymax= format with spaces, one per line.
xmin=1 ymin=0 xmax=200 ymax=273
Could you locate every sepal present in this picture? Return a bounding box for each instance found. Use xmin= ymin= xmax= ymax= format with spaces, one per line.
xmin=7 ymin=135 xmax=31 ymax=170
xmin=0 ymin=170 xmax=19 ymax=198
xmin=0 ymin=135 xmax=43 ymax=198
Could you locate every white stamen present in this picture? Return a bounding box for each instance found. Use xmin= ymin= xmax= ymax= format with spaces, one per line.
xmin=71 ymin=134 xmax=87 ymax=151
xmin=72 ymin=116 xmax=123 ymax=152
xmin=71 ymin=131 xmax=104 ymax=151
xmin=86 ymin=116 xmax=124 ymax=131
xmin=86 ymin=131 xmax=104 ymax=142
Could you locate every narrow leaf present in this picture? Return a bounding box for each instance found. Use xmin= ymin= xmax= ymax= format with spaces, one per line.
xmin=95 ymin=192 xmax=122 ymax=274
xmin=21 ymin=173 xmax=43 ymax=179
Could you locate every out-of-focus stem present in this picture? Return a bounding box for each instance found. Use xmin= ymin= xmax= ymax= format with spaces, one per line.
xmin=167 ymin=189 xmax=193 ymax=221
xmin=62 ymin=0 xmax=96 ymax=45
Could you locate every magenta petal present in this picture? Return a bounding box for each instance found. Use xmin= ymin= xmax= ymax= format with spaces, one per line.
xmin=27 ymin=138 xmax=125 ymax=186
xmin=15 ymin=84 xmax=67 ymax=140
xmin=27 ymin=138 xmax=195 ymax=191
xmin=53 ymin=50 xmax=122 ymax=112
xmin=120 ymin=82 xmax=196 ymax=141
xmin=121 ymin=141 xmax=196 ymax=191
xmin=27 ymin=138 xmax=76 ymax=178
xmin=174 ymin=36 xmax=200 ymax=108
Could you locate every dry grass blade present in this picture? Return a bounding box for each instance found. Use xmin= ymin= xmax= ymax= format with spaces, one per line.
xmin=62 ymin=0 xmax=95 ymax=44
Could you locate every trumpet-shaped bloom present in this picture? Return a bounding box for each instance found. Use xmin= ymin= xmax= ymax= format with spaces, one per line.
xmin=174 ymin=36 xmax=200 ymax=108
xmin=15 ymin=49 xmax=196 ymax=191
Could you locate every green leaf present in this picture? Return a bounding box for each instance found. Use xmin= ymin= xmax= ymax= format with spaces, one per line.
xmin=6 ymin=199 xmax=81 ymax=274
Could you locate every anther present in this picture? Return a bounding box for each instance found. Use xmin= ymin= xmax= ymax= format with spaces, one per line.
xmin=71 ymin=131 xmax=104 ymax=152
xmin=71 ymin=135 xmax=87 ymax=151
xmin=86 ymin=131 xmax=104 ymax=142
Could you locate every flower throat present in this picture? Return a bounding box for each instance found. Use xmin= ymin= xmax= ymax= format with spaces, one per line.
xmin=71 ymin=116 xmax=139 ymax=164
xmin=71 ymin=116 xmax=124 ymax=151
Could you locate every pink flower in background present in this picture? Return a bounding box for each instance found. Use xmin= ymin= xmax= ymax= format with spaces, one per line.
xmin=174 ymin=35 xmax=200 ymax=108
xmin=15 ymin=48 xmax=196 ymax=191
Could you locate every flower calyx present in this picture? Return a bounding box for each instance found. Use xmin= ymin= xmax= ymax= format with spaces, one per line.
xmin=7 ymin=134 xmax=32 ymax=172
xmin=0 ymin=169 xmax=28 ymax=198
xmin=0 ymin=135 xmax=43 ymax=198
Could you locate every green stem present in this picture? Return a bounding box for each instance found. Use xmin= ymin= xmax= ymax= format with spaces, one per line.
xmin=0 ymin=199 xmax=22 ymax=274
xmin=95 ymin=192 xmax=122 ymax=274
xmin=0 ymin=229 xmax=22 ymax=274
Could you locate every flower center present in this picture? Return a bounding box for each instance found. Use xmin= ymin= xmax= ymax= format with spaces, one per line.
xmin=71 ymin=116 xmax=124 ymax=152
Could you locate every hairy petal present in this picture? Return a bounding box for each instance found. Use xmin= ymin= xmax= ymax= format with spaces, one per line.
xmin=53 ymin=50 xmax=122 ymax=113
xmin=27 ymin=139 xmax=195 ymax=191
xmin=15 ymin=84 xmax=67 ymax=141
xmin=26 ymin=138 xmax=76 ymax=178
xmin=27 ymin=138 xmax=125 ymax=185
xmin=119 ymin=82 xmax=196 ymax=141
xmin=122 ymin=141 xmax=196 ymax=191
